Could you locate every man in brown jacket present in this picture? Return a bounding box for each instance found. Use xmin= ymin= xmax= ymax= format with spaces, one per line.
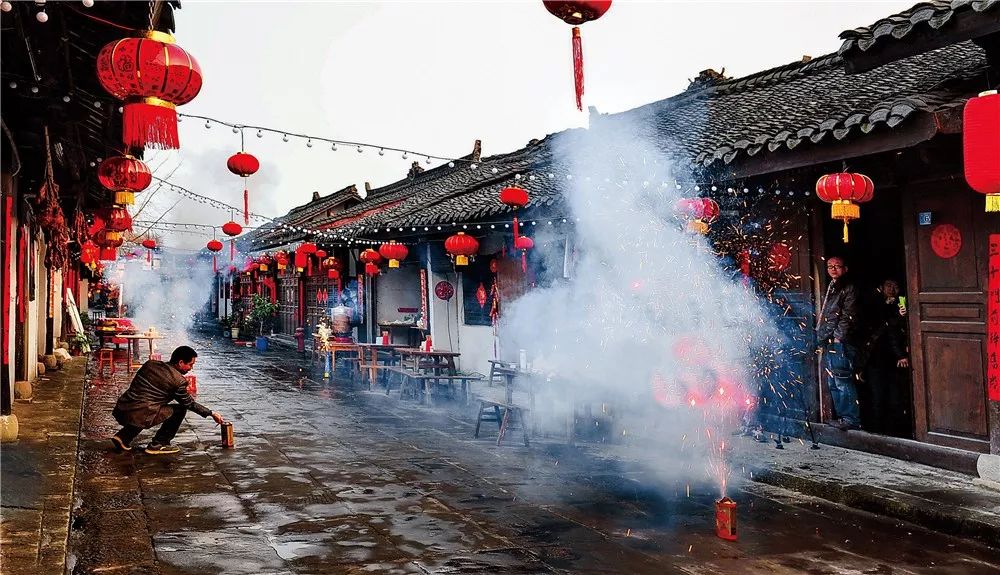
xmin=111 ymin=346 xmax=224 ymax=455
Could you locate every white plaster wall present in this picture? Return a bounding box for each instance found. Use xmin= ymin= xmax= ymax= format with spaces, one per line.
xmin=428 ymin=269 xmax=460 ymax=355
xmin=376 ymin=266 xmax=421 ymax=322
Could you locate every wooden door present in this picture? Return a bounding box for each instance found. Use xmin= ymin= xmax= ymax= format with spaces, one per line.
xmin=903 ymin=181 xmax=994 ymax=453
xmin=277 ymin=276 xmax=298 ymax=334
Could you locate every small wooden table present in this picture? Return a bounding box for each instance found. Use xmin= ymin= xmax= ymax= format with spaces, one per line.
xmin=356 ymin=343 xmax=412 ymax=390
xmin=116 ymin=334 xmax=166 ymax=372
xmin=394 ymin=350 xmax=470 ymax=403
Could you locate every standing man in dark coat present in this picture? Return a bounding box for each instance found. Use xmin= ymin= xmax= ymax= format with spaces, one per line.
xmin=111 ymin=346 xmax=224 ymax=455
xmin=864 ymin=279 xmax=911 ymax=436
xmin=816 ymin=257 xmax=862 ymax=430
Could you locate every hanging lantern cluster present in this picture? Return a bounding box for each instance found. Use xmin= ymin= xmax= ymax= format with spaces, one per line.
xmin=96 ymin=31 xmax=203 ymax=149
xmin=378 ymin=241 xmax=408 ymax=268
xmin=963 ymin=90 xmax=1000 ymax=212
xmin=815 ymin=172 xmax=874 ymax=243
xmin=675 ymin=197 xmax=719 ymax=235
xmin=543 ymin=1 xmax=612 ymax=111
xmin=445 ymin=232 xmax=479 ymax=266
xmin=80 ymin=239 xmax=100 ymax=269
xmin=227 ymin=151 xmax=259 ymax=225
xmin=98 ymin=155 xmax=151 ymax=206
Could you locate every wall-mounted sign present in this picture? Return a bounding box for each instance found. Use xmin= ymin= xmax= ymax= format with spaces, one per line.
xmin=918 ymin=212 xmax=933 ymax=226
xmin=930 ymin=223 xmax=962 ymax=259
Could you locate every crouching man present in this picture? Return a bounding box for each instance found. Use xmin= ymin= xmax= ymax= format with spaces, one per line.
xmin=111 ymin=345 xmax=224 ymax=455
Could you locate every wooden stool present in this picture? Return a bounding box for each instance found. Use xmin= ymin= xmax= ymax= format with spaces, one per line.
xmin=475 ymin=399 xmax=529 ymax=447
xmin=96 ymin=348 xmax=115 ymax=376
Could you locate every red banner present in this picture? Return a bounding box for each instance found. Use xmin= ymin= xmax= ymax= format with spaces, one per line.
xmin=989 ymin=234 xmax=1000 ymax=401
xmin=419 ymin=269 xmax=428 ymax=330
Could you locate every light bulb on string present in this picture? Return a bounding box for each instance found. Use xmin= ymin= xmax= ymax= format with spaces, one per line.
xmin=357 ymin=146 xmax=363 ymax=153
xmin=306 ymin=139 xmax=313 ymax=148
xmin=282 ymin=134 xmax=289 ymax=142
xmin=378 ymin=148 xmax=384 ymax=156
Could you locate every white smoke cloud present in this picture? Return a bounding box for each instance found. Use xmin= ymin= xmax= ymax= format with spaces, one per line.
xmin=501 ymin=118 xmax=782 ymax=496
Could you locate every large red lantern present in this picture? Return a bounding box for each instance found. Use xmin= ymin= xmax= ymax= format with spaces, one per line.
xmin=963 ymin=90 xmax=1000 ymax=212
xmin=543 ymin=1 xmax=612 ymax=111
xmin=500 ymin=186 xmax=530 ymax=242
xmin=97 ymin=156 xmax=152 ymax=206
xmin=227 ymin=152 xmax=259 ymax=224
xmin=294 ymin=249 xmax=309 ymax=272
xmin=221 ymin=221 xmax=243 ymax=237
xmin=445 ymin=232 xmax=479 ymax=266
xmin=675 ymin=197 xmax=719 ymax=235
xmin=96 ymin=31 xmax=203 ymax=149
xmin=94 ymin=229 xmax=124 ymax=248
xmin=378 ymin=241 xmax=409 ymax=268
xmin=815 ymin=173 xmax=874 ymax=243
xmin=300 ymin=242 xmax=318 ymax=255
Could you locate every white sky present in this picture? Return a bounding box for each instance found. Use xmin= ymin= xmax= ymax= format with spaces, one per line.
xmin=143 ymin=0 xmax=916 ymax=249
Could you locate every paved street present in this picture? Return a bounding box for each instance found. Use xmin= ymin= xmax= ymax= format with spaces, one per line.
xmin=66 ymin=333 xmax=1000 ymax=575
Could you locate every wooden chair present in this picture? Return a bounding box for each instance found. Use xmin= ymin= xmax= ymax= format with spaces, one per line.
xmin=475 ymin=399 xmax=530 ymax=447
xmin=96 ymin=348 xmax=115 ymax=376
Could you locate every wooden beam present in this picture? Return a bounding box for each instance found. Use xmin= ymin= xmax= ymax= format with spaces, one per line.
xmin=721 ymin=114 xmax=939 ymax=180
xmin=843 ymin=12 xmax=1000 ymax=74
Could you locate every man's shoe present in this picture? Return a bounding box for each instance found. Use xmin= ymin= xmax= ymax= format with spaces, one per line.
xmin=111 ymin=435 xmax=132 ymax=452
xmin=144 ymin=443 xmax=180 ymax=455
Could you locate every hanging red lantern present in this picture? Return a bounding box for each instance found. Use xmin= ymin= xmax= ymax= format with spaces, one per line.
xmin=445 ymin=232 xmax=479 ymax=266
xmin=104 ymin=206 xmax=133 ymax=233
xmin=94 ymin=229 xmax=124 ymax=248
xmin=364 ymin=262 xmax=381 ymax=277
xmin=221 ymin=221 xmax=243 ymax=237
xmin=963 ymin=90 xmax=1000 ymax=212
xmin=141 ymin=238 xmax=156 ymax=250
xmin=80 ymin=239 xmax=99 ymax=267
xmin=300 ymin=242 xmax=318 ymax=255
xmin=514 ymin=235 xmax=534 ymax=273
xmin=327 ymin=268 xmax=341 ymax=280
xmin=96 ymin=31 xmax=203 ymax=149
xmin=206 ymin=239 xmax=223 ymax=273
xmin=500 ymin=186 xmax=530 ymax=242
xmin=815 ymin=173 xmax=874 ymax=243
xmin=315 ymin=249 xmax=327 ymax=260
xmin=378 ymin=241 xmax=409 ymax=268
xmin=227 ymin=152 xmax=259 ymax=224
xmin=322 ymin=256 xmax=343 ymax=271
xmin=543 ymin=1 xmax=612 ymax=111
xmin=476 ymin=283 xmax=488 ymax=309
xmin=675 ymin=198 xmax=719 ymax=235
xmin=294 ymin=249 xmax=309 ymax=272
xmin=359 ymin=248 xmax=382 ymax=265
xmin=97 ymin=155 xmax=152 ymax=206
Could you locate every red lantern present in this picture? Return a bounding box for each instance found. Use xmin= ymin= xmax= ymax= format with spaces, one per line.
xmin=141 ymin=238 xmax=156 ymax=250
xmin=80 ymin=240 xmax=99 ymax=267
xmin=327 ymin=268 xmax=341 ymax=280
xmin=104 ymin=206 xmax=133 ymax=233
xmin=543 ymin=1 xmax=613 ymax=111
xmin=476 ymin=282 xmax=488 ymax=309
xmin=378 ymin=241 xmax=409 ymax=268
xmin=815 ymin=173 xmax=874 ymax=243
xmin=445 ymin=232 xmax=479 ymax=266
xmin=97 ymin=156 xmax=152 ymax=206
xmin=99 ymin=247 xmax=118 ymax=261
xmin=206 ymin=240 xmax=223 ymax=252
xmin=359 ymin=248 xmax=382 ymax=265
xmin=514 ymin=235 xmax=534 ymax=273
xmin=322 ymin=255 xmax=341 ymax=270
xmin=96 ymin=31 xmax=203 ymax=149
xmin=276 ymin=251 xmax=290 ymax=270
xmin=963 ymin=90 xmax=1000 ymax=212
xmin=364 ymin=262 xmax=380 ymax=277
xmin=300 ymin=242 xmax=318 ymax=255
xmin=315 ymin=249 xmax=327 ymax=260
xmin=94 ymin=229 xmax=124 ymax=248
xmin=227 ymin=152 xmax=259 ymax=224
xmin=221 ymin=221 xmax=243 ymax=237
xmin=500 ymin=186 xmax=530 ymax=242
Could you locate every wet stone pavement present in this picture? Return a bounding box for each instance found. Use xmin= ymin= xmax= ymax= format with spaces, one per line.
xmin=69 ymin=333 xmax=1000 ymax=575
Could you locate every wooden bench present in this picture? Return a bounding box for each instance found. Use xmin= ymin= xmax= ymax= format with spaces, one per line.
xmin=474 ymin=398 xmax=530 ymax=447
xmin=382 ymin=367 xmax=481 ymax=403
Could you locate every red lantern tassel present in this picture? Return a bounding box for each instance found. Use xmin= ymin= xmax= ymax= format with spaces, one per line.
xmin=521 ymin=251 xmax=527 ymax=273
xmin=147 ymin=249 xmax=151 ymax=263
xmin=123 ymin=99 xmax=179 ymax=150
xmin=243 ymin=189 xmax=250 ymax=225
xmin=307 ymin=257 xmax=313 ymax=277
xmin=230 ymin=240 xmax=235 ymax=261
xmin=513 ymin=215 xmax=519 ymax=241
xmin=572 ymin=26 xmax=584 ymax=112
xmin=213 ymin=255 xmax=218 ymax=274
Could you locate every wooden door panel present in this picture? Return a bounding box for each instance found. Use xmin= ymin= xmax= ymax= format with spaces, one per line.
xmin=922 ymin=333 xmax=988 ymax=438
xmin=904 ymin=181 xmax=990 ymax=452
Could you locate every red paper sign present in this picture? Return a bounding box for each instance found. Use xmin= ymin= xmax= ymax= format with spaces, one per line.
xmin=988 ymin=235 xmax=1000 ymax=401
xmin=930 ymin=224 xmax=962 ymax=259
xmin=419 ymin=269 xmax=429 ymax=330
xmin=434 ymin=281 xmax=455 ymax=301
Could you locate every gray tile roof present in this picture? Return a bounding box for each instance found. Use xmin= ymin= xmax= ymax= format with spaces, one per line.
xmin=838 ymin=0 xmax=999 ymax=56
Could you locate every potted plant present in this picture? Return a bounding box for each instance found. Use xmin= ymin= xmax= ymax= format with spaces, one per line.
xmin=248 ymin=294 xmax=279 ymax=351
xmin=69 ymin=333 xmax=90 ymax=356
xmin=219 ymin=315 xmax=232 ymax=338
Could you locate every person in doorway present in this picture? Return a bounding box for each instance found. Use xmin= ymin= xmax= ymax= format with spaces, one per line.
xmin=110 ymin=346 xmax=224 ymax=455
xmin=817 ymin=257 xmax=862 ymax=431
xmin=864 ymin=279 xmax=911 ymax=436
